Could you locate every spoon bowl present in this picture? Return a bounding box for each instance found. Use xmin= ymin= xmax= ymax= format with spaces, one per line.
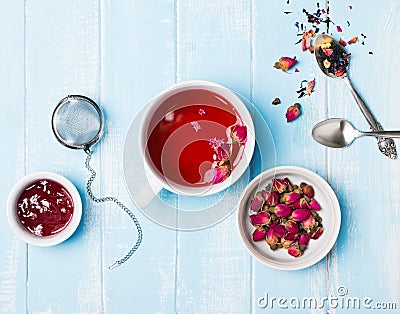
xmin=312 ymin=118 xmax=400 ymax=149
xmin=312 ymin=118 xmax=359 ymax=148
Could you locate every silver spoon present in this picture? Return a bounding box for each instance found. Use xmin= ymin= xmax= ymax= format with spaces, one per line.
xmin=312 ymin=118 xmax=400 ymax=148
xmin=314 ymin=34 xmax=397 ymax=159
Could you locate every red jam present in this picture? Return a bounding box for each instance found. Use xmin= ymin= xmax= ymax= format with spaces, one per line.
xmin=16 ymin=179 xmax=74 ymax=237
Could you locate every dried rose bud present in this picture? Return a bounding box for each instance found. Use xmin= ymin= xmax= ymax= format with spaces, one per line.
xmin=288 ymin=245 xmax=303 ymax=257
xmin=266 ymin=227 xmax=279 ymax=245
xmin=306 ymin=79 xmax=315 ymax=96
xmin=274 ymin=204 xmax=292 ymax=218
xmin=339 ymin=38 xmax=347 ymax=47
xmin=309 ymin=198 xmax=321 ymax=210
xmin=291 ymin=209 xmax=311 ymax=222
xmin=286 ymin=103 xmax=301 ymax=123
xmin=281 ymin=238 xmax=294 ymax=249
xmin=298 ymin=233 xmax=310 ymax=246
xmin=213 ymin=166 xmax=231 ymax=184
xmin=274 ymin=224 xmax=287 ymax=238
xmin=250 ymin=194 xmax=264 ymax=212
xmin=283 ymin=192 xmax=302 ymax=205
xmin=303 ymin=185 xmax=315 ymax=198
xmin=301 ymin=215 xmax=316 ymax=230
xmin=216 ymin=146 xmax=229 ymax=161
xmin=272 ymin=178 xmax=287 ymax=193
xmin=252 ymin=228 xmax=267 ymax=241
xmin=283 ymin=177 xmax=294 ymax=192
xmin=310 ymin=227 xmax=324 ymax=239
xmin=250 ymin=212 xmax=271 ymax=226
xmin=299 ymin=198 xmax=309 ymax=209
xmin=263 ymin=191 xmax=278 ymax=206
xmin=272 ymin=97 xmax=281 ymax=105
xmin=284 ymin=220 xmax=299 ymax=234
xmin=230 ymin=123 xmax=247 ymax=144
xmin=273 ymin=56 xmax=297 ymax=72
xmin=285 ymin=233 xmax=299 ymax=242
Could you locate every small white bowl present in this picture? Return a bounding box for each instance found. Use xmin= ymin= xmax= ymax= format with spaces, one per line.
xmin=238 ymin=166 xmax=341 ymax=270
xmin=7 ymin=171 xmax=82 ymax=246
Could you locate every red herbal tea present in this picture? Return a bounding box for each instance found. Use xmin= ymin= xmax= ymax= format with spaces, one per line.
xmin=16 ymin=179 xmax=74 ymax=237
xmin=146 ymin=88 xmax=247 ymax=188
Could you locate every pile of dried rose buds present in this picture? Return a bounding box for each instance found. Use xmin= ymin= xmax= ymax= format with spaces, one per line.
xmin=249 ymin=177 xmax=324 ymax=257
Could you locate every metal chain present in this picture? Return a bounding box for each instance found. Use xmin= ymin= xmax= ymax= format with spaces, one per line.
xmin=84 ymin=149 xmax=143 ymax=270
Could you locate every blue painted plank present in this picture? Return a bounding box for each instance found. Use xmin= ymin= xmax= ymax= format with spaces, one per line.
xmin=252 ymin=0 xmax=329 ymax=313
xmin=101 ymin=0 xmax=177 ymax=313
xmin=175 ymin=1 xmax=252 ymax=313
xmin=0 ymin=1 xmax=27 ymax=313
xmin=24 ymin=1 xmax=103 ymax=313
xmin=328 ymin=0 xmax=400 ymax=312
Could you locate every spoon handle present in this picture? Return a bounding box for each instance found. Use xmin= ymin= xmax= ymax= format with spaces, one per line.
xmin=342 ymin=75 xmax=397 ymax=159
xmin=362 ymin=131 xmax=400 ymax=138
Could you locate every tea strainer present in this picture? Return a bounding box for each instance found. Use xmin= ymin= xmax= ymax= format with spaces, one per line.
xmin=52 ymin=95 xmax=143 ymax=270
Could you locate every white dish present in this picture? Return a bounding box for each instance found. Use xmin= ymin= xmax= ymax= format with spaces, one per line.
xmin=7 ymin=171 xmax=82 ymax=246
xmin=238 ymin=166 xmax=341 ymax=270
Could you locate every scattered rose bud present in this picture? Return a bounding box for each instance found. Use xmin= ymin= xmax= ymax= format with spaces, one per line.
xmin=298 ymin=233 xmax=310 ymax=246
xmin=291 ymin=209 xmax=311 ymax=222
xmin=230 ymin=123 xmax=247 ymax=144
xmin=306 ymin=79 xmax=315 ymax=96
xmin=272 ymin=98 xmax=281 ymax=105
xmin=286 ymin=103 xmax=301 ymax=122
xmin=288 ymin=245 xmax=303 ymax=257
xmin=274 ymin=225 xmax=287 ymax=238
xmin=252 ymin=228 xmax=267 ymax=241
xmin=301 ymin=215 xmax=316 ymax=230
xmin=274 ymin=204 xmax=292 ymax=218
xmin=303 ymin=185 xmax=315 ymax=198
xmin=339 ymin=38 xmax=347 ymax=47
xmin=309 ymin=198 xmax=321 ymax=210
xmin=283 ymin=192 xmax=302 ymax=205
xmin=250 ymin=212 xmax=271 ymax=226
xmin=273 ymin=56 xmax=297 ymax=72
xmin=272 ymin=178 xmax=287 ymax=193
xmin=336 ymin=25 xmax=343 ymax=33
xmin=284 ymin=220 xmax=299 ymax=234
xmin=310 ymin=227 xmax=324 ymax=239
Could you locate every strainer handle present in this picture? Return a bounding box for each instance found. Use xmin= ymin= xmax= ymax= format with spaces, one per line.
xmin=84 ymin=149 xmax=143 ymax=270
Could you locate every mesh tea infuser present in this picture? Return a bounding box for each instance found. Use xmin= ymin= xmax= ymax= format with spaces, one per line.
xmin=52 ymin=95 xmax=143 ymax=270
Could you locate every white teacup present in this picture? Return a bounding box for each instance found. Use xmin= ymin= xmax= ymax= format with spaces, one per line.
xmin=133 ymin=80 xmax=255 ymax=208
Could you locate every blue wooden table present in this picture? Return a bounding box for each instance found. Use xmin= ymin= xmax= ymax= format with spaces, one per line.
xmin=1 ymin=1 xmax=399 ymax=313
